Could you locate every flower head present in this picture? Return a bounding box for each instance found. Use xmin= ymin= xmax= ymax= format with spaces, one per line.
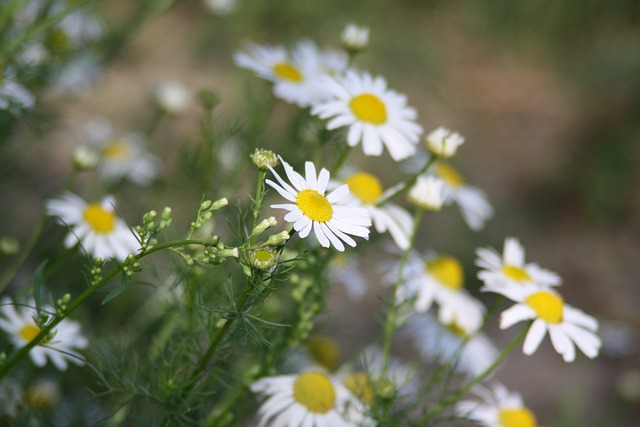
xmin=483 ymin=284 xmax=601 ymax=362
xmin=153 ymin=80 xmax=191 ymax=115
xmin=407 ymin=175 xmax=446 ymax=211
xmin=428 ymin=161 xmax=493 ymax=230
xmin=457 ymin=383 xmax=538 ymax=427
xmin=425 ymin=126 xmax=465 ymax=159
xmin=398 ymin=251 xmax=485 ymax=334
xmin=312 ymin=70 xmax=423 ymax=161
xmin=266 ymin=157 xmax=371 ymax=252
xmin=476 ymin=237 xmax=562 ymax=290
xmin=339 ymin=172 xmax=413 ymax=249
xmin=0 ymin=298 xmax=88 ymax=371
xmin=341 ymin=24 xmax=370 ymax=52
xmin=251 ymin=371 xmax=372 ymax=427
xmin=46 ymin=191 xmax=140 ymax=261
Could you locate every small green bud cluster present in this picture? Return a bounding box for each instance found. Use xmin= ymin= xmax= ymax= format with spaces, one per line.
xmin=55 ymin=294 xmax=71 ymax=316
xmin=250 ymin=149 xmax=279 ymax=171
xmin=136 ymin=207 xmax=173 ymax=250
xmin=203 ymin=239 xmax=239 ymax=265
xmin=90 ymin=258 xmax=104 ymax=286
xmin=122 ymin=254 xmax=142 ymax=277
xmin=190 ymin=198 xmax=228 ymax=237
xmin=32 ymin=312 xmax=55 ymax=345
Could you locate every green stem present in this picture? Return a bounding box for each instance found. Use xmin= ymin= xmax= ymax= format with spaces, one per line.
xmin=421 ymin=325 xmax=530 ymax=422
xmin=333 ymin=145 xmax=352 ymax=175
xmin=375 ymin=155 xmax=439 ymax=207
xmin=250 ymin=170 xmax=266 ymax=246
xmin=0 ymin=238 xmax=208 ymax=379
xmin=379 ymin=208 xmax=423 ymax=379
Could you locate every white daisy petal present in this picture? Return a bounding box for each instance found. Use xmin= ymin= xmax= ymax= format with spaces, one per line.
xmin=523 ymin=318 xmax=547 ymax=355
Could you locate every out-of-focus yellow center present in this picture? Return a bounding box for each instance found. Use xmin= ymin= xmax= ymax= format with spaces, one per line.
xmin=498 ymin=407 xmax=537 ymax=427
xmin=344 ymin=172 xmax=383 ymax=205
xmin=447 ymin=320 xmax=469 ymax=338
xmin=525 ymin=291 xmax=564 ymax=324
xmin=20 ymin=324 xmax=41 ymax=342
xmin=435 ymin=163 xmax=464 ymax=187
xmin=296 ymin=189 xmax=333 ymax=223
xmin=307 ymin=336 xmax=341 ymax=372
xmin=349 ymin=93 xmax=387 ymax=124
xmin=293 ymin=372 xmax=336 ymax=414
xmin=502 ymin=265 xmax=532 ymax=282
xmin=426 ymin=256 xmax=464 ymax=291
xmin=273 ymin=62 xmax=303 ymax=82
xmin=344 ymin=372 xmax=374 ymax=405
xmin=83 ymin=204 xmax=116 ymax=234
xmin=102 ymin=139 xmax=130 ymax=160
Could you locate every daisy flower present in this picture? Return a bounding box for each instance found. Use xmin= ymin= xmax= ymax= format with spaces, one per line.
xmin=311 ymin=70 xmax=423 ymax=161
xmin=338 ymin=171 xmax=414 ymax=249
xmin=397 ymin=251 xmax=485 ymax=334
xmin=425 ymin=126 xmax=465 ymax=159
xmin=341 ymin=24 xmax=370 ymax=52
xmin=266 ymin=157 xmax=371 ymax=252
xmin=234 ymin=40 xmax=347 ymax=107
xmin=0 ymin=298 xmax=88 ymax=371
xmin=427 ymin=161 xmax=493 ymax=231
xmin=251 ymin=371 xmax=372 ymax=427
xmin=476 ymin=237 xmax=561 ymax=290
xmin=82 ymin=119 xmax=161 ymax=185
xmin=457 ymin=382 xmax=538 ymax=427
xmin=483 ymin=283 xmax=601 ymax=362
xmin=407 ymin=175 xmax=446 ymax=212
xmin=46 ymin=191 xmax=140 ymax=261
xmin=404 ymin=313 xmax=498 ymax=378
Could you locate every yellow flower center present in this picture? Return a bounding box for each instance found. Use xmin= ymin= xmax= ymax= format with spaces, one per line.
xmin=20 ymin=324 xmax=41 ymax=342
xmin=307 ymin=336 xmax=341 ymax=372
xmin=344 ymin=372 xmax=374 ymax=405
xmin=102 ymin=139 xmax=131 ymax=160
xmin=435 ymin=162 xmax=464 ymax=187
xmin=344 ymin=172 xmax=383 ymax=205
xmin=349 ymin=93 xmax=387 ymax=124
xmin=83 ymin=204 xmax=116 ymax=234
xmin=446 ymin=320 xmax=469 ymax=338
xmin=525 ymin=291 xmax=564 ymax=324
xmin=426 ymin=256 xmax=464 ymax=291
xmin=293 ymin=372 xmax=336 ymax=414
xmin=272 ymin=62 xmax=303 ymax=82
xmin=498 ymin=407 xmax=537 ymax=427
xmin=502 ymin=265 xmax=532 ymax=282
xmin=254 ymin=249 xmax=273 ymax=262
xmin=296 ymin=189 xmax=333 ymax=223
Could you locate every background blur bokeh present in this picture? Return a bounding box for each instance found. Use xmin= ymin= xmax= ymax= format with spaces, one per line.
xmin=2 ymin=0 xmax=639 ymax=425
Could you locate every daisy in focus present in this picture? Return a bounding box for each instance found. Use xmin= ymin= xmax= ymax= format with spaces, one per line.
xmin=397 ymin=251 xmax=485 ymax=334
xmin=266 ymin=157 xmax=371 ymax=252
xmin=311 ymin=70 xmax=423 ymax=161
xmin=0 ymin=298 xmax=88 ymax=371
xmin=234 ymin=40 xmax=347 ymax=107
xmin=81 ymin=119 xmax=161 ymax=186
xmin=46 ymin=191 xmax=140 ymax=261
xmin=338 ymin=171 xmax=414 ymax=250
xmin=476 ymin=237 xmax=561 ymax=290
xmin=457 ymin=382 xmax=538 ymax=427
xmin=251 ymin=371 xmax=372 ymax=427
xmin=404 ymin=313 xmax=498 ymax=378
xmin=427 ymin=160 xmax=493 ymax=231
xmin=483 ymin=283 xmax=601 ymax=362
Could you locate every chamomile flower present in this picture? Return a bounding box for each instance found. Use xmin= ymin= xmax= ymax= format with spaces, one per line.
xmin=398 ymin=251 xmax=485 ymax=334
xmin=428 ymin=161 xmax=493 ymax=231
xmin=234 ymin=40 xmax=346 ymax=107
xmin=425 ymin=126 xmax=465 ymax=159
xmin=82 ymin=119 xmax=161 ymax=185
xmin=338 ymin=172 xmax=414 ymax=250
xmin=251 ymin=371 xmax=372 ymax=427
xmin=311 ymin=70 xmax=423 ymax=161
xmin=483 ymin=284 xmax=601 ymax=362
xmin=341 ymin=24 xmax=370 ymax=53
xmin=266 ymin=157 xmax=371 ymax=252
xmin=457 ymin=383 xmax=538 ymax=427
xmin=476 ymin=237 xmax=561 ymax=290
xmin=153 ymin=80 xmax=191 ymax=115
xmin=404 ymin=313 xmax=498 ymax=378
xmin=0 ymin=298 xmax=88 ymax=371
xmin=407 ymin=175 xmax=446 ymax=211
xmin=45 ymin=191 xmax=140 ymax=262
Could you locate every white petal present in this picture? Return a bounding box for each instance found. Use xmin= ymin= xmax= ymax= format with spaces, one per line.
xmin=523 ymin=318 xmax=548 ymax=355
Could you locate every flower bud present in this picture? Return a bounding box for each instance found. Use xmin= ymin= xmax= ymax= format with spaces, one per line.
xmin=425 ymin=126 xmax=465 ymax=159
xmin=72 ymin=146 xmax=99 ymax=171
xmin=407 ymin=175 xmax=446 ymax=211
xmin=266 ymin=231 xmax=290 ymax=246
xmin=250 ymin=149 xmax=279 ymax=171
xmin=153 ymin=80 xmax=191 ymax=115
xmin=341 ymin=24 xmax=370 ymax=53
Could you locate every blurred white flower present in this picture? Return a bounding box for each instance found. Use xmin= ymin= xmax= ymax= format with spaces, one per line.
xmin=341 ymin=24 xmax=370 ymax=52
xmin=0 ymin=69 xmax=35 ymax=114
xmin=0 ymin=298 xmax=88 ymax=371
xmin=153 ymin=80 xmax=191 ymax=115
xmin=457 ymin=383 xmax=538 ymax=427
xmin=425 ymin=126 xmax=465 ymax=159
xmin=203 ymin=0 xmax=238 ymax=15
xmin=407 ymin=175 xmax=446 ymax=211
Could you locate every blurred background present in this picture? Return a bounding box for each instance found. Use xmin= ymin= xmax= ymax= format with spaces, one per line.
xmin=2 ymin=0 xmax=639 ymax=425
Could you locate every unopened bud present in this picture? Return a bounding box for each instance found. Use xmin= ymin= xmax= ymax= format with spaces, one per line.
xmin=250 ymin=149 xmax=279 ymax=171
xmin=266 ymin=230 xmax=290 ymax=246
